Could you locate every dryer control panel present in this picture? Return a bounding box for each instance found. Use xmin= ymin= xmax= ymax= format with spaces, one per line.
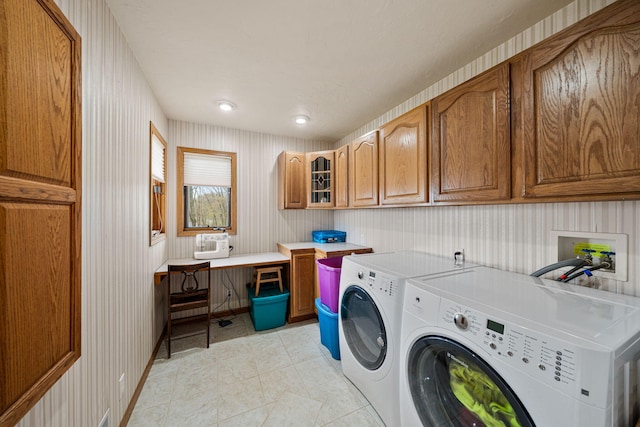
xmin=436 ymin=297 xmax=610 ymax=407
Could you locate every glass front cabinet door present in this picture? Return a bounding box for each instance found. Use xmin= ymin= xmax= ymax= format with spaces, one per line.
xmin=307 ymin=151 xmax=335 ymax=208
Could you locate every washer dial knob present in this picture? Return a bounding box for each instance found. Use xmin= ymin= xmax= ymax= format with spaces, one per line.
xmin=453 ymin=313 xmax=469 ymax=330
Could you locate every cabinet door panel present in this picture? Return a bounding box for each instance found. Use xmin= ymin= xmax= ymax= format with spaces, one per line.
xmin=379 ymin=105 xmax=428 ymax=205
xmin=431 ymin=64 xmax=510 ymax=202
xmin=518 ymin=0 xmax=640 ymax=198
xmin=1 ymin=203 xmax=74 ymax=407
xmin=278 ymin=151 xmax=306 ymax=209
xmin=1 ymin=0 xmax=73 ymax=186
xmin=290 ymin=252 xmax=316 ymax=319
xmin=335 ymin=145 xmax=349 ymax=208
xmin=0 ymin=0 xmax=81 ymax=424
xmin=306 ymin=151 xmax=335 ymax=208
xmin=350 ymin=131 xmax=378 ymax=207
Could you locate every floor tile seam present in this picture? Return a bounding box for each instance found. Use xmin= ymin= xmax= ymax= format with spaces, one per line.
xmin=256 ymin=368 xmax=311 ymax=401
xmin=216 ymin=379 xmax=269 ymax=424
xmin=268 ymin=391 xmax=326 ymax=425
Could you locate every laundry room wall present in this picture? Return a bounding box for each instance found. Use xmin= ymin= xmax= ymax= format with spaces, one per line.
xmin=167 ymin=120 xmax=334 ymax=312
xmin=334 ymin=0 xmax=640 ymax=296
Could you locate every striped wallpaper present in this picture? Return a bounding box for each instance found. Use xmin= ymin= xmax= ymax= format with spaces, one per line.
xmin=16 ymin=0 xmax=633 ymax=426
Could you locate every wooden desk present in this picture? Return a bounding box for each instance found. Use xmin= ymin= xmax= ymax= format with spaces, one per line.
xmin=154 ymin=252 xmax=290 ymax=285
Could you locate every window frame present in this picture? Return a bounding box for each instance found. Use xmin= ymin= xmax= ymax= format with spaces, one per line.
xmin=177 ymin=146 xmax=237 ymax=236
xmin=149 ymin=122 xmax=167 ymax=246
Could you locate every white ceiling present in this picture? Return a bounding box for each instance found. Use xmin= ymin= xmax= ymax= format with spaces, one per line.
xmin=106 ymin=0 xmax=574 ymax=141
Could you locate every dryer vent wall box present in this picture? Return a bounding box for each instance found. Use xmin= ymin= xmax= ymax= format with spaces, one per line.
xmin=551 ymin=230 xmax=628 ymax=281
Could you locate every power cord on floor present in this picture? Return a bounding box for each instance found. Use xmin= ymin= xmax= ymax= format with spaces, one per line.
xmin=210 ymin=268 xmax=242 ymax=327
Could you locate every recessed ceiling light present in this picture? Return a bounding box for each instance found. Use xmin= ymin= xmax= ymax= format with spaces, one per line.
xmin=294 ymin=115 xmax=310 ymax=125
xmin=217 ymin=100 xmax=236 ymax=111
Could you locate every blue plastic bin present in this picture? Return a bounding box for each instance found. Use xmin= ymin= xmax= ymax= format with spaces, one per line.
xmin=248 ymin=284 xmax=289 ymax=331
xmin=312 ymin=230 xmax=346 ymax=243
xmin=315 ymin=298 xmax=340 ymax=360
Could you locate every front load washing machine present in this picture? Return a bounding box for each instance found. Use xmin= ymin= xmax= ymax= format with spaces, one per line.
xmin=400 ymin=266 xmax=640 ymax=426
xmin=338 ymin=250 xmax=476 ymax=426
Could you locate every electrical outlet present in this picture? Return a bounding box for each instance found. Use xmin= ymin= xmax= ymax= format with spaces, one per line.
xmin=227 ymin=290 xmax=231 ymax=298
xmin=551 ymin=230 xmax=628 ymax=281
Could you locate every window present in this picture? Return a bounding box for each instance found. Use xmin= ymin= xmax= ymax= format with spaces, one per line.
xmin=150 ymin=122 xmax=167 ymax=245
xmin=177 ymin=147 xmax=237 ymax=236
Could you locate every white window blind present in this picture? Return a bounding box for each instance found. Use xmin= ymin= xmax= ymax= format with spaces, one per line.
xmin=183 ymin=152 xmax=231 ymax=187
xmin=151 ymin=134 xmax=165 ymax=183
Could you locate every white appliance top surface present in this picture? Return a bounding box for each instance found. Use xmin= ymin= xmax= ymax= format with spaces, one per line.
xmin=410 ymin=266 xmax=640 ymax=349
xmin=345 ymin=250 xmax=476 ymax=279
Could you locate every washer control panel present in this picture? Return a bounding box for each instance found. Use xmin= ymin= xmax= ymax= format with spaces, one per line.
xmin=355 ymin=269 xmax=399 ymax=298
xmin=436 ymin=297 xmax=607 ymax=404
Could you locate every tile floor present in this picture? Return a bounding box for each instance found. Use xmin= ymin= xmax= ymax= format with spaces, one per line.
xmin=127 ymin=313 xmax=385 ymax=426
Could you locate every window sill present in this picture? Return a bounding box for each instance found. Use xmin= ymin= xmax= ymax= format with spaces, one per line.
xmin=150 ymin=233 xmax=166 ymax=246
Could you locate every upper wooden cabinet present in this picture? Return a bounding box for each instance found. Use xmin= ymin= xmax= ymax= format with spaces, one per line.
xmin=431 ymin=64 xmax=511 ymax=203
xmin=335 ymin=144 xmax=349 ymax=208
xmin=0 ymin=0 xmax=82 ymax=425
xmin=513 ymin=0 xmax=640 ymax=199
xmin=306 ymin=150 xmax=335 ymax=208
xmin=350 ymin=131 xmax=379 ymax=207
xmin=278 ymin=151 xmax=306 ymax=209
xmin=379 ymin=105 xmax=428 ymax=205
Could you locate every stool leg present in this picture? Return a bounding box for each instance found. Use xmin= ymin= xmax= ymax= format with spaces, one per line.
xmin=277 ymin=269 xmax=283 ymax=293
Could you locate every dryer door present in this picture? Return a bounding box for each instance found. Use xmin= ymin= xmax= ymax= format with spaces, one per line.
xmin=341 ymin=285 xmax=387 ymax=370
xmin=408 ymin=336 xmax=535 ymax=427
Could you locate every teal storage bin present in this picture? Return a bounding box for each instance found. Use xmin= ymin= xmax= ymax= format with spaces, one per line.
xmin=248 ymin=284 xmax=289 ymax=331
xmin=315 ymin=298 xmax=340 ymax=360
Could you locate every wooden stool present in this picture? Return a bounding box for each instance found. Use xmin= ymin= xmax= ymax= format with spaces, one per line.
xmin=251 ymin=266 xmax=283 ymax=296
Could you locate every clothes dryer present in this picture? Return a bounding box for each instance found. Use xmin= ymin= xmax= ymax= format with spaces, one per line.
xmin=400 ymin=267 xmax=640 ymax=426
xmin=338 ymin=250 xmax=476 ymax=426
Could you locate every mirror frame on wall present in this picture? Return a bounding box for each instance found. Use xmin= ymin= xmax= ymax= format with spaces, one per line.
xmin=149 ymin=122 xmax=167 ymax=246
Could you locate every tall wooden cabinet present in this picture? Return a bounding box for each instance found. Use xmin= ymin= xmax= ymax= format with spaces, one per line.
xmin=379 ymin=105 xmax=428 ymax=205
xmin=278 ymin=151 xmax=306 ymax=209
xmin=335 ymin=145 xmax=349 ymax=208
xmin=513 ymin=0 xmax=640 ymax=200
xmin=0 ymin=0 xmax=82 ymax=425
xmin=431 ymin=64 xmax=511 ymax=203
xmin=349 ymin=131 xmax=379 ymax=207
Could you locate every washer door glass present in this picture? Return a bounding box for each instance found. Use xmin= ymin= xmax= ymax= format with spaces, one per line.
xmin=341 ymin=285 xmax=387 ymax=370
xmin=408 ymin=336 xmax=535 ymax=427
